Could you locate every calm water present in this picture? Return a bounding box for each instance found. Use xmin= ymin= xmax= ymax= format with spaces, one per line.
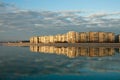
xmin=0 ymin=45 xmax=120 ymax=80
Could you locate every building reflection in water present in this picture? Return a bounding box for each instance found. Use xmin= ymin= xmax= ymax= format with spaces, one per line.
xmin=30 ymin=46 xmax=116 ymax=58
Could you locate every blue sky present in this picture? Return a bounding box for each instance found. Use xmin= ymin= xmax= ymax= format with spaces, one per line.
xmin=0 ymin=0 xmax=120 ymax=41
xmin=3 ymin=0 xmax=120 ymax=11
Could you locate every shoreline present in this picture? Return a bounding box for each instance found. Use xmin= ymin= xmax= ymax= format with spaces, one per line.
xmin=2 ymin=42 xmax=120 ymax=48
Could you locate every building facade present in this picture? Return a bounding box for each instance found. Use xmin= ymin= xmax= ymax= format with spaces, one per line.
xmin=79 ymin=32 xmax=88 ymax=42
xmin=98 ymin=32 xmax=107 ymax=43
xmin=119 ymin=35 xmax=120 ymax=43
xmin=89 ymin=32 xmax=99 ymax=42
xmin=30 ymin=31 xmax=115 ymax=43
xmin=107 ymin=32 xmax=115 ymax=43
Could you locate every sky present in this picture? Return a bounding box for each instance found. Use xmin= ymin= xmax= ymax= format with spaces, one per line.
xmin=0 ymin=0 xmax=120 ymax=41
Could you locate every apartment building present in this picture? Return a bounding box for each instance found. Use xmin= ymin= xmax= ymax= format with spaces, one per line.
xmin=30 ymin=37 xmax=34 ymax=43
xmin=66 ymin=31 xmax=76 ymax=43
xmin=30 ymin=31 xmax=116 ymax=43
xmin=79 ymin=32 xmax=88 ymax=42
xmin=49 ymin=36 xmax=54 ymax=43
xmin=98 ymin=32 xmax=107 ymax=43
xmin=107 ymin=32 xmax=115 ymax=43
xmin=89 ymin=32 xmax=99 ymax=42
xmin=30 ymin=36 xmax=39 ymax=44
xmin=119 ymin=35 xmax=120 ymax=43
xmin=89 ymin=32 xmax=115 ymax=43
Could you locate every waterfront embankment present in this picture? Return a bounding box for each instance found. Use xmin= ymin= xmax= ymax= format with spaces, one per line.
xmin=2 ymin=42 xmax=120 ymax=48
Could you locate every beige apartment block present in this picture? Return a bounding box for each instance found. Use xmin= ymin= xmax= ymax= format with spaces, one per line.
xmin=30 ymin=37 xmax=34 ymax=43
xmin=61 ymin=34 xmax=67 ymax=42
xmin=75 ymin=32 xmax=79 ymax=43
xmin=107 ymin=32 xmax=115 ymax=43
xmin=49 ymin=36 xmax=54 ymax=43
xmin=44 ymin=36 xmax=49 ymax=43
xmin=40 ymin=36 xmax=44 ymax=43
xmin=53 ymin=35 xmax=58 ymax=43
xmin=89 ymin=32 xmax=99 ymax=42
xmin=79 ymin=32 xmax=88 ymax=43
xmin=30 ymin=31 xmax=116 ymax=43
xmin=33 ymin=37 xmax=39 ymax=44
xmin=66 ymin=31 xmax=77 ymax=43
xmin=38 ymin=37 xmax=42 ymax=43
xmin=57 ymin=34 xmax=62 ymax=42
xmin=66 ymin=31 xmax=80 ymax=43
xmin=98 ymin=32 xmax=107 ymax=43
xmin=119 ymin=35 xmax=120 ymax=43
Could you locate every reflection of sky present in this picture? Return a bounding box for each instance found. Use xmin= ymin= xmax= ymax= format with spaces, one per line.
xmin=0 ymin=46 xmax=120 ymax=79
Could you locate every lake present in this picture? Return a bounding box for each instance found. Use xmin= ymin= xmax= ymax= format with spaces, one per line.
xmin=0 ymin=45 xmax=120 ymax=80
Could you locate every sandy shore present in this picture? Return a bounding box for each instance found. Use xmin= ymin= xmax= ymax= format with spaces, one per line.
xmin=2 ymin=42 xmax=120 ymax=48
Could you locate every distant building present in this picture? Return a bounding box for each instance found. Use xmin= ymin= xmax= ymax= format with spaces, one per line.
xmin=30 ymin=31 xmax=116 ymax=43
xmin=107 ymin=32 xmax=115 ymax=43
xmin=89 ymin=32 xmax=115 ymax=43
xmin=119 ymin=35 xmax=120 ymax=43
xmin=98 ymin=32 xmax=107 ymax=43
xmin=30 ymin=36 xmax=38 ymax=44
xmin=30 ymin=37 xmax=34 ymax=43
xmin=89 ymin=32 xmax=99 ymax=42
xmin=49 ymin=36 xmax=54 ymax=43
xmin=66 ymin=31 xmax=77 ymax=43
xmin=79 ymin=32 xmax=88 ymax=43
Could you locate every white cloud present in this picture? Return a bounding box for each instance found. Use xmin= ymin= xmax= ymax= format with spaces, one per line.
xmin=0 ymin=9 xmax=120 ymax=29
xmin=0 ymin=1 xmax=19 ymax=13
xmin=0 ymin=1 xmax=120 ymax=40
xmin=0 ymin=30 xmax=5 ymax=33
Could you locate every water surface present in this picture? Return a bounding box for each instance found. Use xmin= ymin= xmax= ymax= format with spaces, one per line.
xmin=0 ymin=46 xmax=120 ymax=80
